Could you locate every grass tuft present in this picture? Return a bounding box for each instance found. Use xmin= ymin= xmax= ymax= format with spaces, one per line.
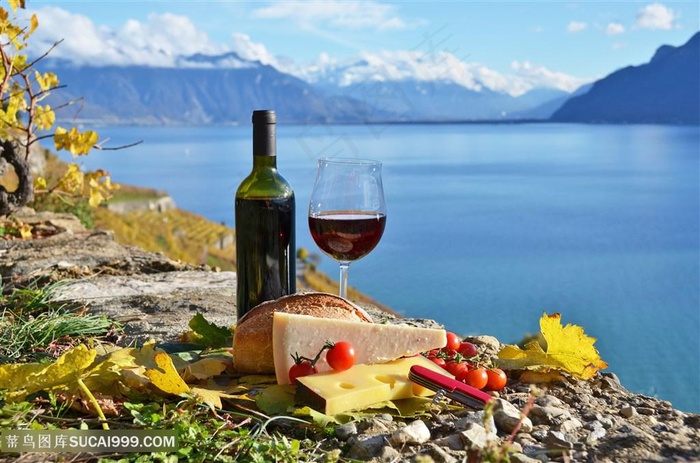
xmin=0 ymin=281 xmax=117 ymax=363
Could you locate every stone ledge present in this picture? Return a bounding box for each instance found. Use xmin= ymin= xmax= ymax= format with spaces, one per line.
xmin=1 ymin=211 xmax=698 ymax=462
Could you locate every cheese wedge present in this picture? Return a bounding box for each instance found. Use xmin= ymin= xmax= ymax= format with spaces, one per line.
xmin=272 ymin=312 xmax=447 ymax=385
xmin=296 ymin=355 xmax=449 ymax=415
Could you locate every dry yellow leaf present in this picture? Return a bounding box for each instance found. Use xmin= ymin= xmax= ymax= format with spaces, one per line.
xmin=83 ymin=341 xmax=189 ymax=397
xmin=0 ymin=363 xmax=45 ymax=390
xmin=497 ymin=312 xmax=608 ymax=380
xmin=181 ymin=356 xmax=231 ymax=383
xmin=190 ymin=386 xmax=224 ymax=409
xmin=144 ymin=352 xmax=190 ymax=396
xmin=0 ymin=345 xmax=96 ymax=401
xmin=82 ymin=345 xmax=149 ymax=394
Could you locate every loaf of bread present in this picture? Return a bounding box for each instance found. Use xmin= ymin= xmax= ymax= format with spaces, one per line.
xmin=233 ymin=292 xmax=373 ymax=374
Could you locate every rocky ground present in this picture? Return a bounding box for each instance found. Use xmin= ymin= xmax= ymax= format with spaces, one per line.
xmin=1 ymin=211 xmax=699 ymax=462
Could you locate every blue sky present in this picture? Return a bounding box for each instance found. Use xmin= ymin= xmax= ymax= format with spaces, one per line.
xmin=24 ymin=1 xmax=700 ymax=95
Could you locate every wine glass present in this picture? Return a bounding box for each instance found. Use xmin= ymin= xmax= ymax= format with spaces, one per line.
xmin=308 ymin=158 xmax=387 ymax=299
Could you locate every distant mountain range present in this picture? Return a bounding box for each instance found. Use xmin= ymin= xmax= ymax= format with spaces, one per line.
xmin=43 ymin=32 xmax=699 ymax=125
xmin=552 ymin=32 xmax=699 ymax=124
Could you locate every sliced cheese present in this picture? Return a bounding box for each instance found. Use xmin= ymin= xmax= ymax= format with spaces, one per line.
xmin=295 ymin=355 xmax=449 ymax=415
xmin=272 ymin=312 xmax=447 ymax=384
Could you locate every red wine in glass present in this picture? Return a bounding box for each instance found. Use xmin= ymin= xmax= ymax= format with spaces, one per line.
xmin=308 ymin=158 xmax=386 ymax=299
xmin=309 ymin=211 xmax=386 ymax=262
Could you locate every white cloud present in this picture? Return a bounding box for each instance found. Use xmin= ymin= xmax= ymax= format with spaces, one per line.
xmin=231 ymin=33 xmax=278 ymax=67
xmin=509 ymin=61 xmax=593 ymax=94
xmin=635 ymin=3 xmax=677 ymax=30
xmin=23 ymin=6 xmax=592 ymax=97
xmin=28 ymin=7 xmax=225 ymax=66
xmin=296 ymin=50 xmax=593 ymax=97
xmin=606 ymin=22 xmax=626 ymax=35
xmin=567 ymin=21 xmax=588 ymax=33
xmin=252 ymin=1 xmax=408 ymax=30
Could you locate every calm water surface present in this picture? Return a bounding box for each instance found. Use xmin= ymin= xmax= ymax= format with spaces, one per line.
xmin=60 ymin=123 xmax=700 ymax=413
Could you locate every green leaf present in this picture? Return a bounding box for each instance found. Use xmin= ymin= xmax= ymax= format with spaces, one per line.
xmin=255 ymin=385 xmax=295 ymax=415
xmin=292 ymin=406 xmax=341 ymax=427
xmin=187 ymin=313 xmax=232 ymax=348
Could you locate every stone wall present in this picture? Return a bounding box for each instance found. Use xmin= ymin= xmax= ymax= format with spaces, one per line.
xmin=106 ymin=195 xmax=177 ymax=214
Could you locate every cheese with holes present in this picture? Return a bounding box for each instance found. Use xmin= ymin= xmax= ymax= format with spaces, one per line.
xmin=272 ymin=312 xmax=447 ymax=385
xmin=295 ymin=355 xmax=449 ymax=415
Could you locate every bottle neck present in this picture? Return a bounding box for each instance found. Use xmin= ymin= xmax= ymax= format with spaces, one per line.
xmin=253 ymin=153 xmax=277 ymax=169
xmin=253 ymin=122 xmax=276 ymax=158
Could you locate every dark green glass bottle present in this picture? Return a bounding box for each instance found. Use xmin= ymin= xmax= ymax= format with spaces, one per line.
xmin=235 ymin=110 xmax=296 ymax=319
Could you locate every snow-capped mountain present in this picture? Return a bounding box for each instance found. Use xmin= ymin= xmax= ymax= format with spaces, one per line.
xmin=39 ymin=31 xmax=696 ymax=126
xmin=40 ymin=47 xmax=579 ymax=125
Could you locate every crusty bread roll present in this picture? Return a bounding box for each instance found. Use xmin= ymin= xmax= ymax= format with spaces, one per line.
xmin=233 ymin=292 xmax=373 ymax=374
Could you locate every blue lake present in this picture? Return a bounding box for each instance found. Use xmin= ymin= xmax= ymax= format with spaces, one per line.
xmin=58 ymin=122 xmax=700 ymax=413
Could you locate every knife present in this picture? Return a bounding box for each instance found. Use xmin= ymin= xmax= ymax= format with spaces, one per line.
xmin=409 ymin=364 xmax=493 ymax=409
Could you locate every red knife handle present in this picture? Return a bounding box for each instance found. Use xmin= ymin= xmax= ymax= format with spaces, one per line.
xmin=411 ymin=365 xmax=492 ymax=404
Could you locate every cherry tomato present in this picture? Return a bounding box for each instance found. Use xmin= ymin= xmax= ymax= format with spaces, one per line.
xmin=457 ymin=341 xmax=478 ymax=358
xmin=463 ymin=367 xmax=488 ymax=390
xmin=486 ymin=368 xmax=508 ymax=391
xmin=444 ymin=332 xmax=461 ymax=352
xmin=288 ymin=360 xmax=317 ymax=385
xmin=455 ymin=368 xmax=473 ymax=384
xmin=444 ymin=361 xmax=470 ymax=377
xmin=427 ymin=356 xmax=446 ymax=368
xmin=326 ymin=341 xmax=356 ymax=372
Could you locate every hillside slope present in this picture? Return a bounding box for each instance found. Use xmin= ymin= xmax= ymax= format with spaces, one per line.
xmin=551 ymin=33 xmax=699 ymax=124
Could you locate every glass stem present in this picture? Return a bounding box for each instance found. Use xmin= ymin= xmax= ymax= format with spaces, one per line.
xmin=338 ymin=261 xmax=350 ymax=299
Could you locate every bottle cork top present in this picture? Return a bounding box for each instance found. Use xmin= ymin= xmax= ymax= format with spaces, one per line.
xmin=252 ymin=110 xmax=276 ymax=124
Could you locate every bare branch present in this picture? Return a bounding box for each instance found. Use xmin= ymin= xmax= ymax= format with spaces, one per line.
xmin=94 ymin=140 xmax=144 ymax=151
xmin=24 ymin=39 xmax=64 ymax=70
xmin=48 ymin=95 xmax=84 ymax=113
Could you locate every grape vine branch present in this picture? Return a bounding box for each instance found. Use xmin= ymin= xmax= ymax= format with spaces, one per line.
xmin=0 ymin=0 xmax=139 ymax=217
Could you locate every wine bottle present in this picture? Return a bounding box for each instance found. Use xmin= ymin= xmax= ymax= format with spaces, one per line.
xmin=235 ymin=110 xmax=296 ymax=319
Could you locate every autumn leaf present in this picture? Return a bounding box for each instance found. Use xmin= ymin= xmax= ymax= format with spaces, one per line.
xmin=58 ymin=391 xmax=123 ymax=417
xmin=0 ymin=344 xmax=96 ymax=401
xmin=144 ymin=352 xmax=190 ymax=396
xmin=17 ymin=222 xmax=32 ymax=239
xmin=190 ymin=382 xmax=247 ymax=410
xmin=24 ymin=13 xmax=37 ymax=40
xmin=86 ymin=170 xmax=117 ymax=207
xmin=190 ymin=387 xmax=225 ymax=410
xmin=34 ymin=71 xmax=58 ymax=92
xmin=88 ymin=178 xmax=105 ymax=207
xmin=34 ymin=104 xmax=55 ymax=130
xmin=7 ymin=0 xmax=25 ymax=13
xmin=84 ymin=341 xmax=190 ymax=397
xmin=57 ymin=163 xmax=84 ymax=193
xmin=496 ymin=312 xmax=608 ymax=380
xmin=181 ymin=356 xmax=231 ymax=382
xmin=0 ymin=362 xmax=46 ymax=391
xmin=33 ymin=176 xmax=47 ymax=190
xmin=54 ymin=127 xmax=98 ymax=155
